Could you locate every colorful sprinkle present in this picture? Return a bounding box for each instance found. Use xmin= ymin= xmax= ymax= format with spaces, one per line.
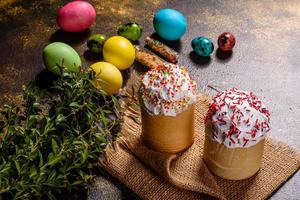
xmin=140 ymin=64 xmax=197 ymax=116
xmin=206 ymin=88 xmax=271 ymax=148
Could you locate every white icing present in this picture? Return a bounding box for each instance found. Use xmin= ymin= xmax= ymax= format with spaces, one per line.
xmin=206 ymin=88 xmax=271 ymax=148
xmin=140 ymin=64 xmax=197 ymax=116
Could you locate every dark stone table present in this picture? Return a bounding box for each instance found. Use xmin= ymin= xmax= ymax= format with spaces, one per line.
xmin=0 ymin=0 xmax=299 ymax=199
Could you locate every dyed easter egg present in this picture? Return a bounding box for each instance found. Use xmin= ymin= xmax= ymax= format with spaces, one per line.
xmin=43 ymin=42 xmax=81 ymax=75
xmin=57 ymin=1 xmax=96 ymax=32
xmin=218 ymin=32 xmax=236 ymax=51
xmin=153 ymin=9 xmax=187 ymax=41
xmin=87 ymin=34 xmax=107 ymax=53
xmin=191 ymin=37 xmax=214 ymax=57
xmin=118 ymin=22 xmax=143 ymax=41
xmin=103 ymin=36 xmax=135 ymax=70
xmin=90 ymin=62 xmax=123 ymax=95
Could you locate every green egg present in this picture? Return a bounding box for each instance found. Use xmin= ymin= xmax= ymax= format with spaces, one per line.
xmin=87 ymin=34 xmax=107 ymax=53
xmin=117 ymin=22 xmax=143 ymax=41
xmin=43 ymin=42 xmax=81 ymax=75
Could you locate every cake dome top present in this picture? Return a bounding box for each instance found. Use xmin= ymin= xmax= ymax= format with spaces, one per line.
xmin=206 ymin=88 xmax=271 ymax=148
xmin=140 ymin=64 xmax=197 ymax=116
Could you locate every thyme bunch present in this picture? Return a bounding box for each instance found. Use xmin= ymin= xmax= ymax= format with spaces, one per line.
xmin=0 ymin=69 xmax=122 ymax=199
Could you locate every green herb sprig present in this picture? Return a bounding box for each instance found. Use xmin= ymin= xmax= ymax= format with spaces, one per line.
xmin=0 ymin=68 xmax=122 ymax=200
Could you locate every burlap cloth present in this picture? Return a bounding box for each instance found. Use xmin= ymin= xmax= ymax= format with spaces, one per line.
xmin=99 ymin=70 xmax=300 ymax=200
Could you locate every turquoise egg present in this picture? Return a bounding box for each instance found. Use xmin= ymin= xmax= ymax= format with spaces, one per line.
xmin=118 ymin=22 xmax=143 ymax=41
xmin=191 ymin=37 xmax=214 ymax=56
xmin=153 ymin=9 xmax=187 ymax=41
xmin=43 ymin=42 xmax=81 ymax=75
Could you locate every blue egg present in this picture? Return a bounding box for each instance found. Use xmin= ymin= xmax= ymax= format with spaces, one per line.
xmin=191 ymin=37 xmax=214 ymax=56
xmin=153 ymin=9 xmax=187 ymax=41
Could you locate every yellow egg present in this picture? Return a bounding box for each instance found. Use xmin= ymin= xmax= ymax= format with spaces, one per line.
xmin=90 ymin=62 xmax=123 ymax=95
xmin=103 ymin=36 xmax=135 ymax=70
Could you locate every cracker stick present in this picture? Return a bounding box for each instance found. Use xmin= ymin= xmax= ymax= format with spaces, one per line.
xmin=135 ymin=46 xmax=165 ymax=69
xmin=145 ymin=36 xmax=179 ymax=63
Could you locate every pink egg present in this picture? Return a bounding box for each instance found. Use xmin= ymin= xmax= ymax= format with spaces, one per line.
xmin=57 ymin=1 xmax=96 ymax=32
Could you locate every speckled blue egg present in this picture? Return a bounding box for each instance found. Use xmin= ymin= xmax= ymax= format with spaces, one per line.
xmin=191 ymin=37 xmax=214 ymax=56
xmin=153 ymin=9 xmax=187 ymax=41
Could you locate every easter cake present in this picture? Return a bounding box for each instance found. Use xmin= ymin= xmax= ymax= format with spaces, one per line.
xmin=203 ymin=88 xmax=271 ymax=180
xmin=139 ymin=63 xmax=197 ymax=153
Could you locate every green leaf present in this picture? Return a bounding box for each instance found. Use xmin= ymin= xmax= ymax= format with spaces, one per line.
xmin=47 ymin=170 xmax=57 ymax=183
xmin=38 ymin=150 xmax=43 ymax=168
xmin=72 ymin=141 xmax=83 ymax=145
xmin=103 ymin=109 xmax=112 ymax=114
xmin=24 ymin=136 xmax=33 ymax=146
xmin=69 ymin=102 xmax=80 ymax=108
xmin=112 ymin=96 xmax=120 ymax=108
xmin=46 ymin=152 xmax=54 ymax=164
xmin=95 ymin=134 xmax=107 ymax=143
xmin=43 ymin=118 xmax=55 ymax=134
xmin=37 ymin=172 xmax=47 ymax=183
xmin=14 ymin=160 xmax=21 ymax=175
xmin=0 ymin=164 xmax=11 ymax=175
xmin=81 ymin=147 xmax=88 ymax=164
xmin=51 ymin=138 xmax=59 ymax=154
xmin=48 ymin=154 xmax=64 ymax=166
xmin=71 ymin=180 xmax=84 ymax=186
xmin=55 ymin=114 xmax=66 ymax=124
xmin=29 ymin=165 xmax=37 ymax=179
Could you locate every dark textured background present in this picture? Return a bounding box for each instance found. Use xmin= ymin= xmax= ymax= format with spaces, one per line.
xmin=0 ymin=0 xmax=299 ymax=199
